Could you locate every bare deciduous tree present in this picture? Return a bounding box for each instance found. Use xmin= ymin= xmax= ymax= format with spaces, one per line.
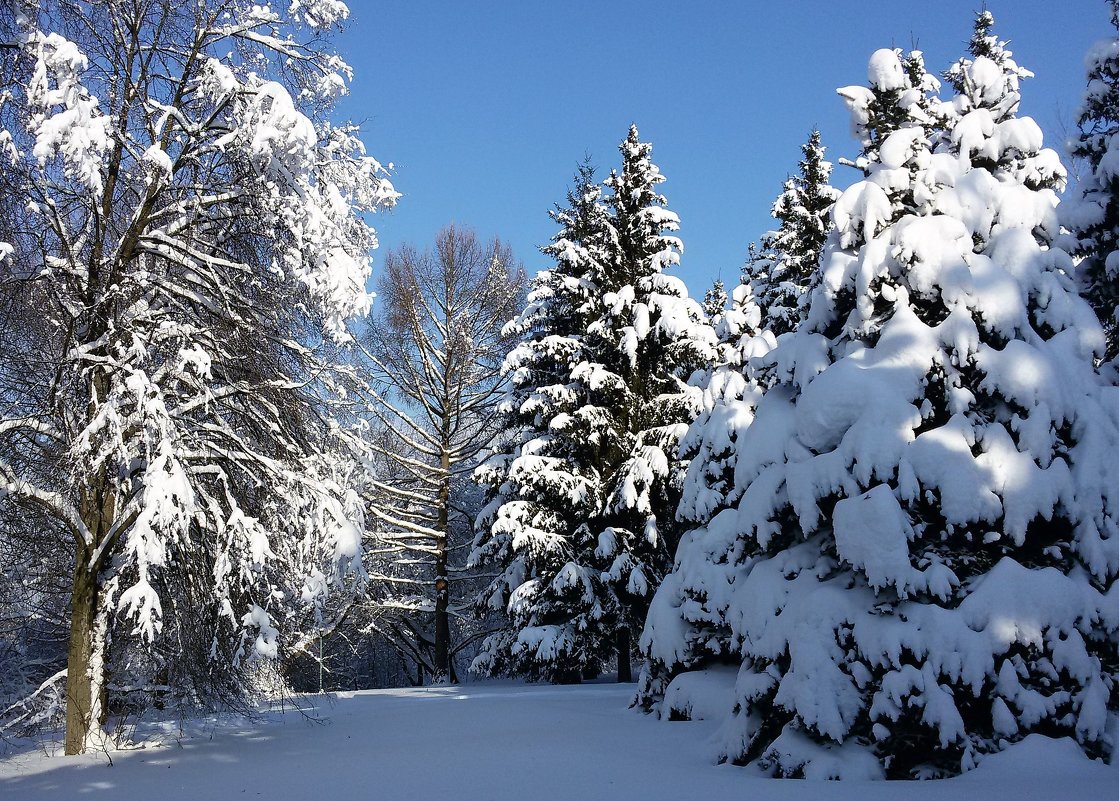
xmin=361 ymin=225 xmax=524 ymax=683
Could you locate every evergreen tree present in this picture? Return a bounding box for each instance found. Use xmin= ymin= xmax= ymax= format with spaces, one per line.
xmin=469 ymin=163 xmax=612 ymax=682
xmin=748 ymin=131 xmax=840 ymax=336
xmin=836 ymin=47 xmax=943 ymax=172
xmin=703 ymin=279 xmax=729 ymax=324
xmin=639 ymin=22 xmax=1119 ymax=779
xmin=943 ymin=9 xmax=1032 ymax=116
xmin=636 ymin=274 xmax=773 ymax=710
xmin=1065 ymin=1 xmax=1119 ymax=360
xmin=471 ymin=128 xmax=715 ymax=682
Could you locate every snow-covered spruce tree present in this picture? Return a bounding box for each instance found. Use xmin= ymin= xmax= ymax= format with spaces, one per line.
xmin=635 ymin=273 xmax=775 ymax=712
xmin=635 ymin=133 xmax=837 ymax=717
xmin=1065 ymin=1 xmax=1119 ymax=360
xmin=470 ymin=162 xmax=612 ymax=682
xmin=703 ymin=278 xmax=729 ymax=324
xmin=358 ymin=226 xmax=524 ymax=684
xmin=0 ymin=2 xmax=395 ymax=753
xmin=639 ymin=28 xmax=1119 ymax=778
xmin=591 ymin=127 xmax=718 ymax=680
xmin=471 ymin=131 xmax=715 ymax=682
xmin=747 ymin=131 xmax=839 ymax=336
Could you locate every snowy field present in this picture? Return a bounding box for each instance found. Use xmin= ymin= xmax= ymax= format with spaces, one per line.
xmin=0 ymin=682 xmax=1114 ymax=801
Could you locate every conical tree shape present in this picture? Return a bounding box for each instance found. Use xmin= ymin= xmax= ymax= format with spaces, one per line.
xmin=703 ymin=279 xmax=730 ymax=325
xmin=469 ymin=164 xmax=612 ymax=681
xmin=748 ymin=131 xmax=840 ymax=337
xmin=639 ymin=23 xmax=1119 ymax=779
xmin=471 ymin=129 xmax=714 ymax=682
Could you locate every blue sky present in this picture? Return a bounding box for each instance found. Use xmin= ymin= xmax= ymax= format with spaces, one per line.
xmin=337 ymin=1 xmax=1110 ymax=298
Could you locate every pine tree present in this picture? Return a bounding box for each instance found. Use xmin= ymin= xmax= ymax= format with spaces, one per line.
xmin=639 ymin=22 xmax=1119 ymax=779
xmin=1065 ymin=1 xmax=1119 ymax=360
xmin=470 ymin=129 xmax=715 ymax=682
xmin=748 ymin=131 xmax=840 ymax=337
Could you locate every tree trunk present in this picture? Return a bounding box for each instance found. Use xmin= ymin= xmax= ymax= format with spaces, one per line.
xmin=616 ymin=625 xmax=633 ymax=683
xmin=65 ymin=390 xmax=116 ymax=754
xmin=433 ymin=567 xmax=450 ymax=683
xmin=556 ymin=668 xmax=583 ymax=685
xmin=64 ymin=547 xmax=99 ymax=755
xmin=433 ymin=447 xmax=452 ymax=683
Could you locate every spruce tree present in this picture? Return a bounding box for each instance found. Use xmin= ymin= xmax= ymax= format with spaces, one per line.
xmin=471 ymin=128 xmax=714 ymax=682
xmin=837 ymin=46 xmax=943 ymax=172
xmin=748 ymin=131 xmax=840 ymax=336
xmin=469 ymin=163 xmax=612 ymax=682
xmin=639 ymin=21 xmax=1119 ymax=779
xmin=944 ymin=9 xmax=1032 ymax=112
xmin=1065 ymin=1 xmax=1119 ymax=360
xmin=636 ymin=274 xmax=773 ymax=711
xmin=703 ymin=279 xmax=729 ymax=324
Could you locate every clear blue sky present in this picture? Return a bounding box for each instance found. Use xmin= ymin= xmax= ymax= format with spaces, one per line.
xmin=337 ymin=1 xmax=1109 ymax=297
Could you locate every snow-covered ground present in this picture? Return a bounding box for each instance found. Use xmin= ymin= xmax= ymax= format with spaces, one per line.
xmin=0 ymin=682 xmax=1114 ymax=800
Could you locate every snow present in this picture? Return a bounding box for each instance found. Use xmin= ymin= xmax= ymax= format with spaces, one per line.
xmin=26 ymin=31 xmax=112 ymax=192
xmin=832 ymin=485 xmax=915 ymax=594
xmin=1 ymin=683 xmax=1113 ymax=801
xmin=289 ymin=0 xmax=350 ymax=28
xmin=142 ymin=144 xmax=172 ymax=175
xmin=661 ymin=666 xmax=738 ymax=720
xmin=242 ymin=604 xmax=279 ymax=659
xmin=868 ymin=48 xmax=906 ymax=91
xmin=199 ymin=65 xmax=397 ymax=341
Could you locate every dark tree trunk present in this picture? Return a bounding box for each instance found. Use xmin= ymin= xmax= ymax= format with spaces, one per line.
xmin=555 ymin=667 xmax=583 ymax=685
xmin=433 ymin=447 xmax=452 ymax=683
xmin=616 ymin=625 xmax=633 ymax=683
xmin=433 ymin=567 xmax=450 ymax=682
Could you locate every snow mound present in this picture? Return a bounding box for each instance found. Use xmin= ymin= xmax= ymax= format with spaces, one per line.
xmin=661 ymin=667 xmax=737 ymax=722
xmin=960 ymin=734 xmax=1113 ymax=781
